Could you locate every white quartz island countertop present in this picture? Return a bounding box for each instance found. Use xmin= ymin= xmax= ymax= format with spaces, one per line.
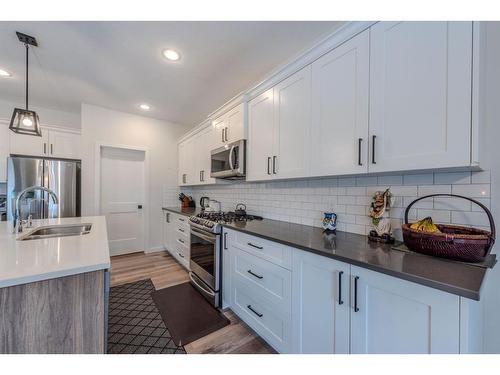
xmin=0 ymin=216 xmax=110 ymax=288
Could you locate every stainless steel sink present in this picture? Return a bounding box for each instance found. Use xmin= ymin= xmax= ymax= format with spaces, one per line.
xmin=18 ymin=223 xmax=92 ymax=241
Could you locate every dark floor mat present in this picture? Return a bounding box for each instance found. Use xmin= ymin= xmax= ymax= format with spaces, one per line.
xmin=107 ymin=279 xmax=186 ymax=354
xmin=151 ymin=282 xmax=230 ymax=346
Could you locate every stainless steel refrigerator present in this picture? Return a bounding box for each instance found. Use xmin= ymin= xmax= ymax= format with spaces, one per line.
xmin=7 ymin=156 xmax=81 ymax=221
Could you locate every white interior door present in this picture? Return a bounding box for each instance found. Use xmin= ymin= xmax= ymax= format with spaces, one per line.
xmin=100 ymin=146 xmax=145 ymax=256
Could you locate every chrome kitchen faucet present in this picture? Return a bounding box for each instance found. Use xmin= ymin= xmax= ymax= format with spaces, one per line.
xmin=12 ymin=186 xmax=59 ymax=233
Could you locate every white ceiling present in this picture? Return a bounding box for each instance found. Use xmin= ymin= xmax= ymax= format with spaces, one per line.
xmin=0 ymin=21 xmax=343 ymax=126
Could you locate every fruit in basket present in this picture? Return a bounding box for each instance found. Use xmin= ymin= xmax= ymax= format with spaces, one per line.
xmin=410 ymin=217 xmax=441 ymax=233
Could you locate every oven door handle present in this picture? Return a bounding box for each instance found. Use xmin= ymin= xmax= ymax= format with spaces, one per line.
xmin=189 ymin=272 xmax=215 ymax=297
xmin=190 ymin=227 xmax=217 ymax=243
xmin=229 ymin=145 xmax=235 ymax=170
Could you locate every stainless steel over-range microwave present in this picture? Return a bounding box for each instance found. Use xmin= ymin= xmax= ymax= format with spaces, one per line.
xmin=210 ymin=139 xmax=246 ymax=179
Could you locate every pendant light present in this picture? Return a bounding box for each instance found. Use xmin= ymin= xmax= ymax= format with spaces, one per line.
xmin=9 ymin=32 xmax=41 ymax=137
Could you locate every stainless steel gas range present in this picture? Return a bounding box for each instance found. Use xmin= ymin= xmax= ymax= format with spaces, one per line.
xmin=188 ymin=210 xmax=262 ymax=308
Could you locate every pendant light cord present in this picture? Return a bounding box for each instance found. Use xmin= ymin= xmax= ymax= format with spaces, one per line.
xmin=25 ymin=43 xmax=29 ymax=110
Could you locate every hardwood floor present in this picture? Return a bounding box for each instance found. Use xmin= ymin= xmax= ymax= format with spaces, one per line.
xmin=110 ymin=251 xmax=275 ymax=354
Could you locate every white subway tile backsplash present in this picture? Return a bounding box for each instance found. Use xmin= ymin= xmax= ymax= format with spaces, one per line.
xmin=471 ymin=170 xmax=491 ymax=184
xmin=418 ymin=184 xmax=451 ymax=196
xmin=356 ymin=176 xmax=378 ymax=186
xmin=403 ymin=173 xmax=434 ymax=185
xmin=377 ymin=175 xmax=403 ymax=186
xmin=183 ymin=169 xmax=491 ymax=239
xmin=452 ymin=184 xmax=490 ymax=198
xmin=451 ymin=211 xmax=491 ymax=227
xmin=434 ymin=171 xmax=471 ymax=185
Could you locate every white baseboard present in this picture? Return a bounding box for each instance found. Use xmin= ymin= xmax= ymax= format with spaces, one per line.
xmin=145 ymin=246 xmax=165 ymax=254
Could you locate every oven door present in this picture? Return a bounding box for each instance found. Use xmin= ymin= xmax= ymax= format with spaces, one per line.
xmin=210 ymin=140 xmax=245 ymax=178
xmin=190 ymin=227 xmax=220 ymax=293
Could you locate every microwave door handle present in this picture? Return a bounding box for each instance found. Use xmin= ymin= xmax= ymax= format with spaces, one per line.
xmin=229 ymin=145 xmax=235 ymax=170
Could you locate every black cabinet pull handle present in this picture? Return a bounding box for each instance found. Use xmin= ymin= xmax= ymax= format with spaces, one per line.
xmin=247 ymin=270 xmax=263 ymax=279
xmin=178 ymin=239 xmax=185 ymax=244
xmin=272 ymin=156 xmax=277 ymax=174
xmin=224 ymin=232 xmax=228 ymax=250
xmin=247 ymin=242 xmax=263 ymax=250
xmin=372 ymin=135 xmax=376 ymax=164
xmin=43 ymin=143 xmax=47 ymax=155
xmin=354 ymin=276 xmax=360 ymax=312
xmin=338 ymin=271 xmax=344 ymax=305
xmin=247 ymin=305 xmax=263 ymax=318
xmin=179 ymin=218 xmax=185 ymax=222
xmin=221 ymin=128 xmax=224 ymax=142
xmin=179 ymin=228 xmax=185 ymax=233
xmin=358 ymin=138 xmax=363 ymax=166
xmin=178 ymin=252 xmax=184 ymax=258
xmin=267 ymin=157 xmax=271 ymax=175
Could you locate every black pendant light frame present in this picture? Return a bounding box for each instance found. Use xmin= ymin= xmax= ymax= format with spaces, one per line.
xmin=9 ymin=32 xmax=42 ymax=137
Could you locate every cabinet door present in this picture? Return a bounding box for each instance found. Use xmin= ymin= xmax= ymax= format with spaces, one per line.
xmin=212 ymin=115 xmax=227 ymax=149
xmin=197 ymin=126 xmax=215 ymax=185
xmin=0 ymin=124 xmax=9 ymax=182
xmin=222 ymin=229 xmax=232 ymax=309
xmin=350 ymin=265 xmax=460 ymax=353
xmin=48 ymin=130 xmax=81 ymax=159
xmin=225 ymin=103 xmax=245 ymax=143
xmin=247 ymin=89 xmax=275 ymax=181
xmin=292 ymin=250 xmax=350 ymax=354
xmin=9 ymin=127 xmax=48 ymax=157
xmin=369 ymin=21 xmax=473 ymax=172
xmin=178 ymin=141 xmax=188 ymax=186
xmin=274 ymin=66 xmax=311 ymax=179
xmin=162 ymin=211 xmax=170 ymax=249
xmin=310 ymin=30 xmax=369 ymax=177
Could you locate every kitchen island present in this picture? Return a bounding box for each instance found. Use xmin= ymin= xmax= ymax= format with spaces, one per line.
xmin=0 ymin=216 xmax=110 ymax=354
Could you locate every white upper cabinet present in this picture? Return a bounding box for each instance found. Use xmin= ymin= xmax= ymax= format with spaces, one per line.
xmin=212 ymin=103 xmax=245 ymax=149
xmin=178 ymin=124 xmax=216 ymax=186
xmin=273 ymin=66 xmax=312 ymax=179
xmin=9 ymin=127 xmax=81 ymax=160
xmin=48 ymin=130 xmax=81 ymax=159
xmin=310 ymin=30 xmax=370 ymax=176
xmin=9 ymin=127 xmax=49 ymax=157
xmin=292 ymin=250 xmax=350 ymax=354
xmin=369 ymin=21 xmax=473 ymax=172
xmin=349 ymin=265 xmax=460 ymax=354
xmin=247 ymin=89 xmax=275 ymax=181
xmin=0 ymin=124 xmax=10 ymax=182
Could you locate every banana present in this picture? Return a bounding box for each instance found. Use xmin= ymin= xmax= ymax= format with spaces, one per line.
xmin=410 ymin=217 xmax=441 ymax=233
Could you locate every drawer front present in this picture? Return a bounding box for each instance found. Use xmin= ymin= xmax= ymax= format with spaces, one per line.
xmin=232 ymin=279 xmax=291 ymax=353
xmin=230 ymin=230 xmax=292 ymax=269
xmin=173 ymin=242 xmax=189 ymax=269
xmin=170 ymin=212 xmax=190 ymax=228
xmin=232 ymin=248 xmax=291 ymax=313
xmin=174 ymin=224 xmax=189 ymax=239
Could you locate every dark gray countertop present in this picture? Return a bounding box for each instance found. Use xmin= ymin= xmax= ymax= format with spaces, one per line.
xmin=162 ymin=207 xmax=200 ymax=216
xmin=162 ymin=206 xmax=489 ymax=300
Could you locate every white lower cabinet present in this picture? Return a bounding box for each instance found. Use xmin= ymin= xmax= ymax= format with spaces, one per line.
xmin=163 ymin=211 xmax=190 ymax=270
xmin=225 ymin=228 xmax=292 ymax=353
xmin=223 ymin=228 xmax=477 ymax=354
xmin=291 ymin=250 xmax=350 ymax=354
xmin=349 ymin=265 xmax=460 ymax=354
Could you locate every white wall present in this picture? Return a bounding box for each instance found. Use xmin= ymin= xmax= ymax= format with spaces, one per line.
xmin=81 ymin=103 xmax=185 ymax=252
xmin=0 ymin=98 xmax=80 ymax=130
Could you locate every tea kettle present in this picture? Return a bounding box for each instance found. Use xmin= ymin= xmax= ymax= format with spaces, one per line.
xmin=200 ymin=196 xmax=210 ymax=210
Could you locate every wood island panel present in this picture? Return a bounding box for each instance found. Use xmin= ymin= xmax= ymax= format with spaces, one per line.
xmin=0 ymin=270 xmax=105 ymax=354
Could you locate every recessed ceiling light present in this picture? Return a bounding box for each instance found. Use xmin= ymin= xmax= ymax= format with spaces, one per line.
xmin=0 ymin=68 xmax=12 ymax=77
xmin=139 ymin=104 xmax=150 ymax=111
xmin=162 ymin=49 xmax=181 ymax=61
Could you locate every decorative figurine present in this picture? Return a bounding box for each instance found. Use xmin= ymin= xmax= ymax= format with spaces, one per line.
xmin=322 ymin=212 xmax=337 ymax=232
xmin=368 ymin=187 xmax=395 ymax=244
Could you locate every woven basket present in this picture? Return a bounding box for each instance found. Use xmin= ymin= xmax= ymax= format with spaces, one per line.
xmin=402 ymin=194 xmax=496 ymax=262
